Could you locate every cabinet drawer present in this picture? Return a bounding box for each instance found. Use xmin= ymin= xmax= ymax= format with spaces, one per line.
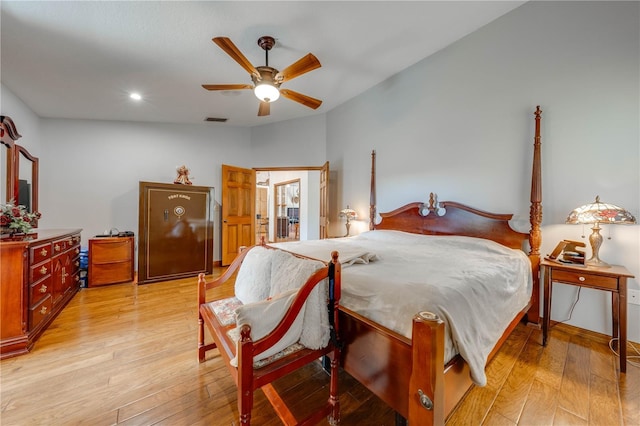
xmin=89 ymin=262 xmax=133 ymax=286
xmin=552 ymin=269 xmax=618 ymax=290
xmin=29 ymin=259 xmax=52 ymax=282
xmin=30 ymin=295 xmax=52 ymax=329
xmin=91 ymin=239 xmax=133 ymax=262
xmin=30 ymin=242 xmax=52 ymax=264
xmin=30 ymin=276 xmax=52 ymax=306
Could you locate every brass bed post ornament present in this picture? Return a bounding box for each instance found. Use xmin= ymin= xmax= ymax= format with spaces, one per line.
xmin=174 ymin=165 xmax=193 ymax=185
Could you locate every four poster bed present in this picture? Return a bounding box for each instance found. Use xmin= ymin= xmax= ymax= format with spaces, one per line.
xmin=272 ymin=106 xmax=544 ymax=424
xmin=348 ymin=107 xmax=542 ymax=425
xmin=199 ymin=107 xmax=542 ymax=425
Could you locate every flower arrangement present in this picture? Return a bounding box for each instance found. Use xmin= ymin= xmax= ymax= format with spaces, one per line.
xmin=1 ymin=200 xmax=41 ymax=235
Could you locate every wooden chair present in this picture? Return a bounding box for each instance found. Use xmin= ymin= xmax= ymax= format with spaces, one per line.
xmin=198 ymin=244 xmax=341 ymax=425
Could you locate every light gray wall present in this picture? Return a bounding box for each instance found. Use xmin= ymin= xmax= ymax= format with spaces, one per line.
xmin=1 ymin=87 xmax=253 ymax=262
xmin=2 ymin=2 xmax=638 ymax=342
xmin=325 ymin=1 xmax=640 ymax=341
xmin=249 ymin=114 xmax=326 ymax=167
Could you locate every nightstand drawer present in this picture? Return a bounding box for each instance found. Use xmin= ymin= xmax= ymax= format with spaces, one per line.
xmin=552 ymin=269 xmax=618 ymax=290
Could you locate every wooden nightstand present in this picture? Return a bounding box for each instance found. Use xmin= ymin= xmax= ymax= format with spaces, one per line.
xmin=88 ymin=236 xmax=135 ymax=287
xmin=541 ymin=258 xmax=634 ymax=373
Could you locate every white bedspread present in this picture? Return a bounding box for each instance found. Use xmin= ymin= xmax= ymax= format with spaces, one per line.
xmin=274 ymin=230 xmax=532 ymax=386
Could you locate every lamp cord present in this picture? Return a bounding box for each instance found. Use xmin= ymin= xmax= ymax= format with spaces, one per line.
xmin=550 ymin=287 xmax=582 ymax=328
xmin=608 ymin=338 xmax=640 ymax=369
xmin=550 ymin=286 xmax=639 ymax=369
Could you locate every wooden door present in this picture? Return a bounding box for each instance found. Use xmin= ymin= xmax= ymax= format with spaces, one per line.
xmin=138 ymin=182 xmax=214 ymax=284
xmin=319 ymin=161 xmax=329 ymax=239
xmin=221 ymin=165 xmax=255 ymax=266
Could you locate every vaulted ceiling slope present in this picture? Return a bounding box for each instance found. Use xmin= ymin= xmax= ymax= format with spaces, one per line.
xmin=1 ymin=1 xmax=526 ymax=127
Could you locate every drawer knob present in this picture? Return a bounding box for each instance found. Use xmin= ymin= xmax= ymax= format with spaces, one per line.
xmin=40 ymin=285 xmax=47 ymax=293
xmin=40 ymin=306 xmax=48 ymax=315
xmin=54 ymin=244 xmax=61 ymax=252
xmin=578 ymin=276 xmax=586 ymax=282
xmin=40 ymin=266 xmax=48 ymax=275
xmin=40 ymin=248 xmax=48 ymax=256
xmin=75 ymin=248 xmax=80 ymax=254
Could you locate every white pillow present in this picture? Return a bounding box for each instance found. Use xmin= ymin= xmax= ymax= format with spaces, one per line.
xmin=234 ymin=246 xmax=274 ymax=304
xmin=230 ymin=288 xmax=305 ymax=366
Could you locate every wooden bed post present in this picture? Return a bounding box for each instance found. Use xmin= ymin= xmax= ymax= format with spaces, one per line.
xmin=370 ymin=150 xmax=376 ymax=230
xmin=528 ymin=106 xmax=543 ymax=325
xmin=408 ymin=312 xmax=445 ymax=425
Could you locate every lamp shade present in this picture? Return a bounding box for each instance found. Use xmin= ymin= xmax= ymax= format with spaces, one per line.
xmin=254 ymin=84 xmax=280 ymax=103
xmin=566 ymin=196 xmax=636 ymax=225
xmin=566 ymin=196 xmax=636 ymax=267
xmin=339 ymin=207 xmax=357 ymax=220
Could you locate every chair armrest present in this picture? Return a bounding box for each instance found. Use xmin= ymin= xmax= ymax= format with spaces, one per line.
xmin=197 ymin=245 xmax=254 ymax=306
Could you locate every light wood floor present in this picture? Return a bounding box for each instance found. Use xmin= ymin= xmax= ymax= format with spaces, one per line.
xmin=1 ymin=272 xmax=638 ymax=425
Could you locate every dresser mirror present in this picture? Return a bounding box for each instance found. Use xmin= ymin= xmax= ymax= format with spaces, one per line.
xmin=1 ymin=116 xmax=17 ymax=203
xmin=1 ymin=138 xmax=14 ymax=203
xmin=15 ymin=144 xmax=39 ymax=226
xmin=0 ymin=115 xmax=39 ymax=227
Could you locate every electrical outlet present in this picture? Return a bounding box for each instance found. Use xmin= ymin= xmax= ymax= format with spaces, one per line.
xmin=629 ymin=289 xmax=640 ymax=306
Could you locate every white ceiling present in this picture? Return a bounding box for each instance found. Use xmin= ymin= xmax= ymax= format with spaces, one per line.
xmin=1 ymin=1 xmax=526 ymax=128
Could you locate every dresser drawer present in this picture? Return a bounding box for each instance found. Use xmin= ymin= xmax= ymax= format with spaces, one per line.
xmin=52 ymin=236 xmax=76 ymax=255
xmin=30 ymin=242 xmax=52 ymax=264
xmin=89 ymin=262 xmax=133 ymax=286
xmin=30 ymin=276 xmax=52 ymax=306
xmin=552 ymin=269 xmax=619 ymax=290
xmin=29 ymin=295 xmax=52 ymax=329
xmin=91 ymin=239 xmax=133 ymax=262
xmin=29 ymin=259 xmax=52 ymax=282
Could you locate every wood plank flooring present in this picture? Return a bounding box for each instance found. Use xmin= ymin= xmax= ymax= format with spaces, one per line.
xmin=1 ymin=273 xmax=638 ymax=425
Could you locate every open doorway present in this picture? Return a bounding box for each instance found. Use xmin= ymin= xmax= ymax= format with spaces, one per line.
xmin=254 ymin=168 xmax=322 ymax=243
xmin=274 ymin=179 xmax=300 ymax=242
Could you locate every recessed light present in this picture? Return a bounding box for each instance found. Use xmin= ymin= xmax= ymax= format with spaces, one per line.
xmin=130 ymin=92 xmax=142 ymax=101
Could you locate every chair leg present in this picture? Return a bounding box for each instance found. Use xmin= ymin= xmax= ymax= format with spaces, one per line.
xmin=328 ymin=350 xmax=340 ymax=425
xmin=198 ymin=316 xmax=205 ymax=362
xmin=238 ymin=385 xmax=253 ymax=425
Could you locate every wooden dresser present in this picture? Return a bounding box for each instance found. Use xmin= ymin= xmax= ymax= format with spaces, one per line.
xmin=88 ymin=236 xmax=134 ymax=287
xmin=0 ymin=229 xmax=82 ymax=359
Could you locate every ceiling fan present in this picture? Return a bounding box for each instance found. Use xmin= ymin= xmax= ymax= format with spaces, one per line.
xmin=202 ymin=36 xmax=322 ymax=117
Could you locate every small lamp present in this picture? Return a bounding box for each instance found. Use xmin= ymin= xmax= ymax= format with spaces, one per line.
xmin=339 ymin=205 xmax=357 ymax=237
xmin=566 ymin=196 xmax=636 ymax=267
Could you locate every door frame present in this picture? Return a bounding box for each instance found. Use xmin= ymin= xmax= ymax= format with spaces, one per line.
xmin=221 ymin=164 xmax=328 ymax=266
xmin=254 ymin=163 xmax=329 ymax=241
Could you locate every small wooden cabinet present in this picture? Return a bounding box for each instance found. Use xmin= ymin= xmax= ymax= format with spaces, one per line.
xmin=1 ymin=229 xmax=82 ymax=359
xmin=88 ymin=236 xmax=134 ymax=287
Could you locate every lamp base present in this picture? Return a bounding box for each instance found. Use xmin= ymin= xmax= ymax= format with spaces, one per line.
xmin=585 ymin=257 xmax=611 ymax=268
xmin=586 ymin=223 xmax=611 ymax=268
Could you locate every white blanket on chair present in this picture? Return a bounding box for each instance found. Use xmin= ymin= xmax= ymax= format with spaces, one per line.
xmin=268 ymin=249 xmax=330 ymax=350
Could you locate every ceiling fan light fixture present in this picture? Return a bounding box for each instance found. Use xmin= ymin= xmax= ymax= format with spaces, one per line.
xmin=254 ymin=83 xmax=280 ymax=103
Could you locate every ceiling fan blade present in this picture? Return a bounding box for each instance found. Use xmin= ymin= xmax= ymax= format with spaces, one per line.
xmin=258 ymin=101 xmax=270 ymax=116
xmin=213 ymin=37 xmax=258 ymax=76
xmin=280 ymin=89 xmax=322 ymax=110
xmin=277 ymin=53 xmax=321 ymax=82
xmin=202 ymin=84 xmax=253 ymax=91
